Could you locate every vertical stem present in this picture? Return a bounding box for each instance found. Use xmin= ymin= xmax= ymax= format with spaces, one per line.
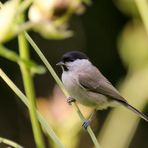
xmin=25 ymin=32 xmax=100 ymax=148
xmin=18 ymin=34 xmax=45 ymax=148
xmin=0 ymin=69 xmax=64 ymax=148
xmin=135 ymin=0 xmax=148 ymax=35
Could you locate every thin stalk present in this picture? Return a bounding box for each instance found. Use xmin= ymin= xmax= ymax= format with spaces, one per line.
xmin=25 ymin=32 xmax=100 ymax=148
xmin=15 ymin=22 xmax=36 ymax=35
xmin=18 ymin=34 xmax=45 ymax=148
xmin=17 ymin=0 xmax=33 ymax=13
xmin=73 ymin=103 xmax=100 ymax=147
xmin=24 ymin=32 xmax=68 ymax=96
xmin=0 ymin=69 xmax=64 ymax=148
xmin=0 ymin=2 xmax=3 ymax=8
xmin=135 ymin=0 xmax=148 ymax=35
xmin=0 ymin=137 xmax=23 ymax=148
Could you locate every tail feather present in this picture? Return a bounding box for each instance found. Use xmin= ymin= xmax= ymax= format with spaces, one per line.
xmin=125 ymin=103 xmax=148 ymax=122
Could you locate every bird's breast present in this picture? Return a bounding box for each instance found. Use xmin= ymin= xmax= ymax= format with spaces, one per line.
xmin=62 ymin=71 xmax=79 ymax=95
xmin=61 ymin=71 xmax=106 ymax=107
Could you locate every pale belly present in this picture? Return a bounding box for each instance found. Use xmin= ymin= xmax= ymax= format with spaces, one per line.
xmin=62 ymin=72 xmax=117 ymax=110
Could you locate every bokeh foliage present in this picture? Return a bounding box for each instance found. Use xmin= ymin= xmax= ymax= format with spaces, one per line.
xmin=0 ymin=0 xmax=148 ymax=148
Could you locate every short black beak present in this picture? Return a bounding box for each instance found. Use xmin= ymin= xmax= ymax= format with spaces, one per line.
xmin=56 ymin=61 xmax=65 ymax=66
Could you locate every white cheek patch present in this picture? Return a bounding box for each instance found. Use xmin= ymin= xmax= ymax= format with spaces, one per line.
xmin=67 ymin=59 xmax=90 ymax=71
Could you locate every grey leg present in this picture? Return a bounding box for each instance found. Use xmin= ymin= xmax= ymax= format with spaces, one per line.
xmin=82 ymin=110 xmax=96 ymax=129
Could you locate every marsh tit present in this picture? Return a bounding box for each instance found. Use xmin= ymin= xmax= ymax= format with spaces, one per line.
xmin=57 ymin=51 xmax=148 ymax=128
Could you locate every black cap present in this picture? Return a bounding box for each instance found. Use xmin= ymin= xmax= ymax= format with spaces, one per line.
xmin=60 ymin=51 xmax=89 ymax=63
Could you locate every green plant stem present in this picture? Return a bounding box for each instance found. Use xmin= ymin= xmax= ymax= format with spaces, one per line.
xmin=25 ymin=32 xmax=100 ymax=148
xmin=0 ymin=69 xmax=64 ymax=148
xmin=73 ymin=103 xmax=100 ymax=147
xmin=18 ymin=34 xmax=45 ymax=148
xmin=18 ymin=0 xmax=33 ymax=13
xmin=0 ymin=2 xmax=3 ymax=8
xmin=135 ymin=0 xmax=148 ymax=35
xmin=0 ymin=137 xmax=23 ymax=148
xmin=25 ymin=32 xmax=68 ymax=96
xmin=15 ymin=22 xmax=36 ymax=35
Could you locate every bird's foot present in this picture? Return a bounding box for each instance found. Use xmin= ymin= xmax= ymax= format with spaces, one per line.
xmin=67 ymin=96 xmax=76 ymax=105
xmin=82 ymin=119 xmax=91 ymax=129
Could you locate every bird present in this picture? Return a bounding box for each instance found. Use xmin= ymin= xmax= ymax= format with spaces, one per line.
xmin=56 ymin=51 xmax=148 ymax=128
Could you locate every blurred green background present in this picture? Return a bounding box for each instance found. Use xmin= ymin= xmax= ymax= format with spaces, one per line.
xmin=0 ymin=0 xmax=148 ymax=148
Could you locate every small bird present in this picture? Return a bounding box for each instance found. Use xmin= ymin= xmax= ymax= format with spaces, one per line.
xmin=57 ymin=51 xmax=148 ymax=128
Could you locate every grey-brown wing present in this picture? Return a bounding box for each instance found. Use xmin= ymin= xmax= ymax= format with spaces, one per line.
xmin=78 ymin=69 xmax=127 ymax=103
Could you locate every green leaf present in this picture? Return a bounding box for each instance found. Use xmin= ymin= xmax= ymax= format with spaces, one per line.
xmin=39 ymin=30 xmax=73 ymax=40
xmin=0 ymin=44 xmax=46 ymax=74
xmin=34 ymin=23 xmax=73 ymax=40
xmin=22 ymin=59 xmax=46 ymax=75
xmin=0 ymin=44 xmax=19 ymax=62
